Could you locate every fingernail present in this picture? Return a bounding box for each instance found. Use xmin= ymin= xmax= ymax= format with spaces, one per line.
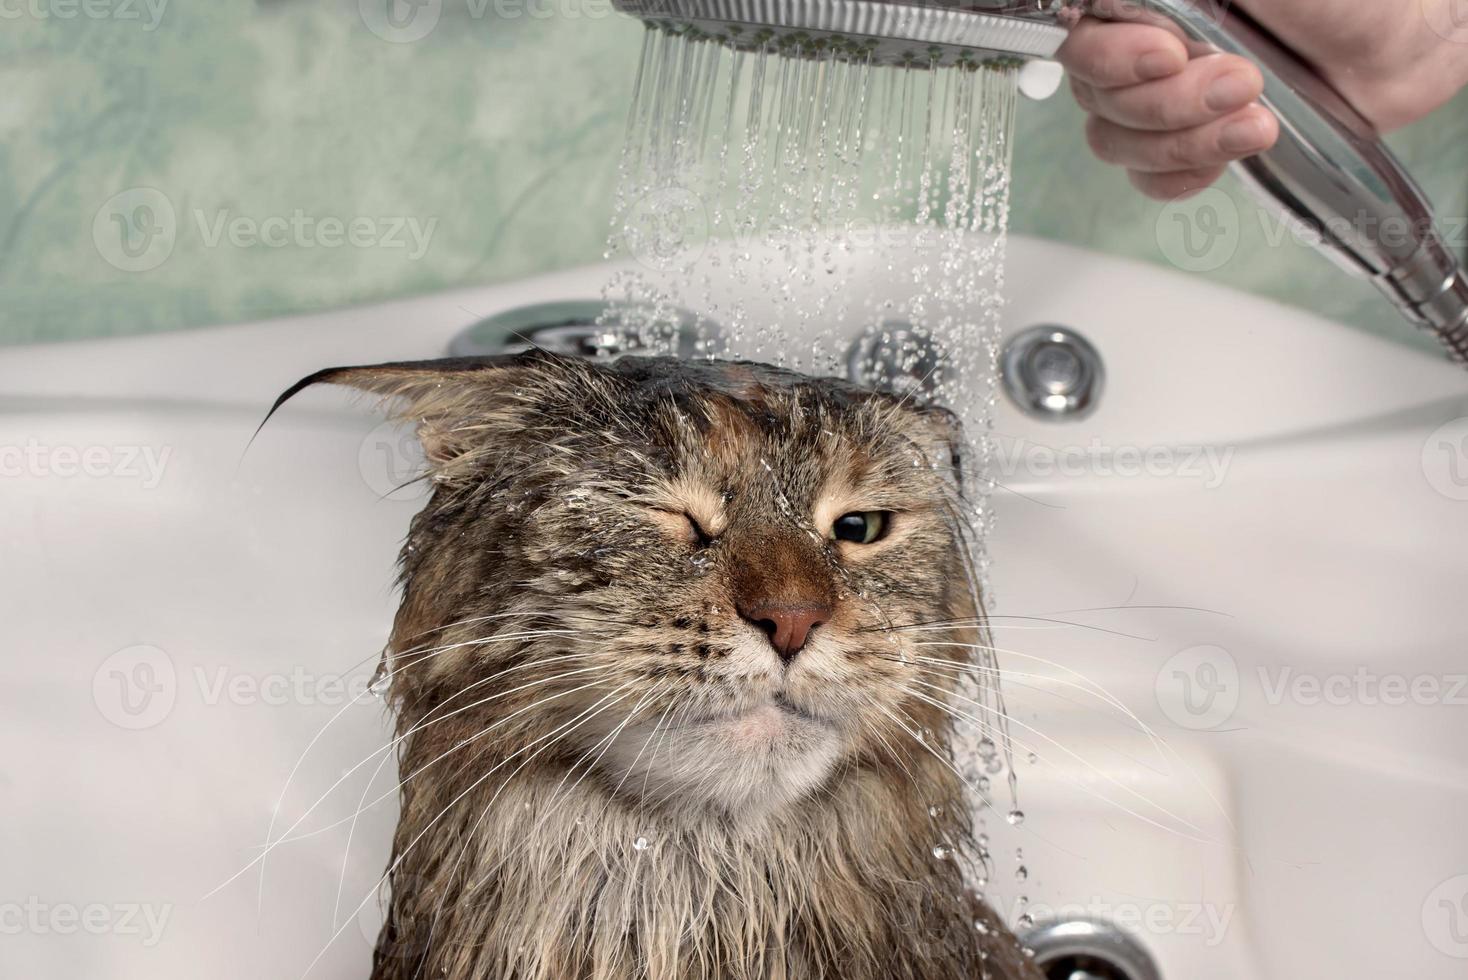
xmin=1219 ymin=115 xmax=1268 ymax=153
xmin=1205 ymin=72 xmax=1255 ymax=112
xmin=1136 ymin=50 xmax=1183 ymax=80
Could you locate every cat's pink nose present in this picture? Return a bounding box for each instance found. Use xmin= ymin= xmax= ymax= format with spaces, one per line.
xmin=738 ymin=602 xmax=831 ymax=663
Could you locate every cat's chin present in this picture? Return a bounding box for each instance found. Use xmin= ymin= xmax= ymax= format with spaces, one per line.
xmin=599 ymin=699 xmax=845 ymax=819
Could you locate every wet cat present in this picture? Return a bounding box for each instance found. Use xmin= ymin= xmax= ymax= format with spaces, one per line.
xmin=276 ymin=351 xmax=1039 ymax=980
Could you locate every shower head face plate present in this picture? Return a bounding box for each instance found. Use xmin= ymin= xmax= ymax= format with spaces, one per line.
xmin=614 ymin=0 xmax=1068 ymax=67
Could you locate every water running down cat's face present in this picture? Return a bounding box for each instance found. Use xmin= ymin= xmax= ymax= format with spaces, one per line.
xmin=280 ymin=351 xmax=1037 ymax=980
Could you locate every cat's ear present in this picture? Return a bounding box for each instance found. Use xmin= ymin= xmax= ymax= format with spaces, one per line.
xmin=261 ymin=354 xmax=535 ymax=469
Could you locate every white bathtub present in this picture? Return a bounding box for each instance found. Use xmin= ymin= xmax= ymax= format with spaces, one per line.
xmin=4 ymin=235 xmax=1466 ymax=979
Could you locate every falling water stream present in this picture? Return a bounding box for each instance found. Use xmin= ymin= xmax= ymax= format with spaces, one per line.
xmin=603 ymin=24 xmax=1030 ymax=910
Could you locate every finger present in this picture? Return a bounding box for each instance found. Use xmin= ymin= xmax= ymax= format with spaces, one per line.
xmin=1056 ymin=18 xmax=1188 ymax=89
xmin=1073 ymin=53 xmax=1264 ymax=132
xmin=1128 ymin=166 xmax=1228 ymax=201
xmin=1085 ymin=105 xmax=1279 ymax=173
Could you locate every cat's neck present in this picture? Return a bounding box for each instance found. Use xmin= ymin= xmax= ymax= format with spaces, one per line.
xmin=373 ymin=757 xmax=1034 ymax=980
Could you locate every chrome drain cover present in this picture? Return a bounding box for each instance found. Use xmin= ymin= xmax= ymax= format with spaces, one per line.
xmin=448 ymin=301 xmax=715 ymax=360
xmin=1000 ymin=324 xmax=1104 ymax=420
xmin=1020 ymin=917 xmax=1162 ymax=980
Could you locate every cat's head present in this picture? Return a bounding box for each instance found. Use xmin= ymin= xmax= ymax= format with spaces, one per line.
xmin=282 ymin=351 xmax=978 ymax=820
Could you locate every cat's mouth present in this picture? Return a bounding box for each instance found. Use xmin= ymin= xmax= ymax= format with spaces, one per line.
xmin=683 ymin=691 xmax=835 ymax=734
xmin=598 ymin=687 xmax=846 ymax=815
xmin=769 ymin=692 xmax=823 ymax=723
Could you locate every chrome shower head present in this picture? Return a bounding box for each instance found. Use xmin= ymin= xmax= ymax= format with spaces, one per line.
xmin=610 ymin=0 xmax=1069 ymax=68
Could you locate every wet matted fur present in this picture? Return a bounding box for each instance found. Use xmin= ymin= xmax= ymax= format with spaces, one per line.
xmin=277 ymin=351 xmax=1040 ymax=980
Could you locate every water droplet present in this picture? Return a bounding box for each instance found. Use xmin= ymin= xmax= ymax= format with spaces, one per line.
xmin=927 ymin=804 xmax=943 ymax=818
xmin=1017 ymin=913 xmax=1034 ymax=929
xmin=1027 ymin=752 xmax=1038 ymax=764
xmin=368 ymin=656 xmax=391 ymax=698
xmin=931 ymin=842 xmax=953 ymax=860
xmin=1006 ymin=809 xmax=1025 ymax=826
xmin=1015 ymin=865 xmax=1028 ymax=881
xmin=633 ymin=835 xmax=651 ymax=852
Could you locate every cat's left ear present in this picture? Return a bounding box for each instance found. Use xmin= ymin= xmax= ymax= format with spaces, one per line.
xmin=260 ymin=354 xmax=536 ymax=472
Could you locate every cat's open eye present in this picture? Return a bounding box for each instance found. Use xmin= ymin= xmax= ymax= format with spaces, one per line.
xmin=831 ymin=511 xmax=889 ymax=545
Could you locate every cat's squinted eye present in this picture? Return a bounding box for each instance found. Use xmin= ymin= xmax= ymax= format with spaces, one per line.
xmin=646 ymin=508 xmax=709 ymax=547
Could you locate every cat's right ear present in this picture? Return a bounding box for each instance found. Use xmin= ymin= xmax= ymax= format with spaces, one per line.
xmin=258 ymin=354 xmax=538 ymax=473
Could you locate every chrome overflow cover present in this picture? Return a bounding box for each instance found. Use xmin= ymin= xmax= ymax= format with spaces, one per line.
xmin=1020 ymin=917 xmax=1163 ymax=980
xmin=448 ymin=300 xmax=715 ymax=360
xmin=1000 ymin=324 xmax=1104 ymax=420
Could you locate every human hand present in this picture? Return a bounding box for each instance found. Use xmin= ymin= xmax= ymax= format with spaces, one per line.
xmin=1056 ymin=15 xmax=1277 ymax=201
xmin=1057 ymin=0 xmax=1468 ymax=201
